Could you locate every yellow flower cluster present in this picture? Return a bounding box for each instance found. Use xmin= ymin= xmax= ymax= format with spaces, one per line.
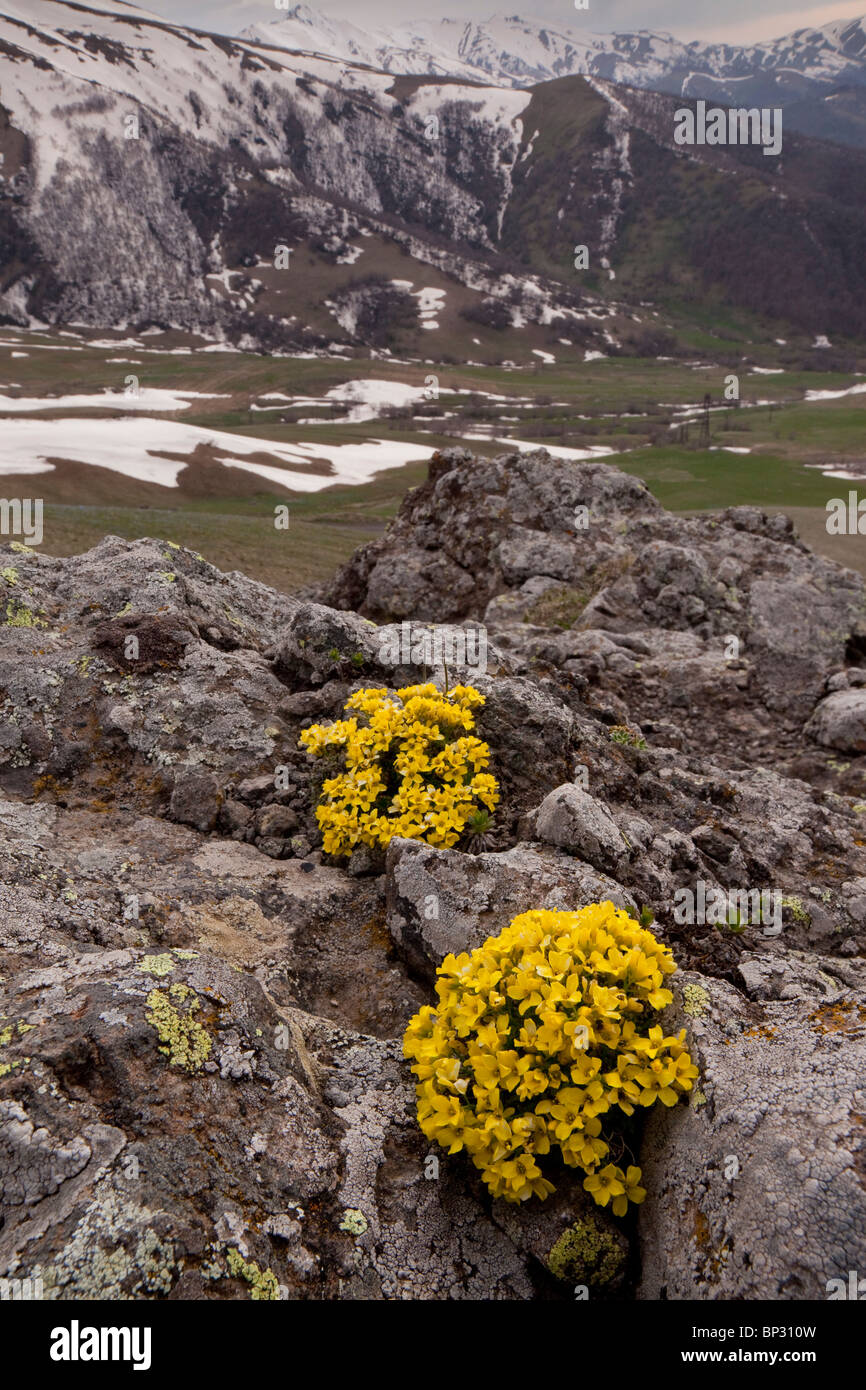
xmin=404 ymin=903 xmax=698 ymax=1207
xmin=299 ymin=684 xmax=499 ymax=857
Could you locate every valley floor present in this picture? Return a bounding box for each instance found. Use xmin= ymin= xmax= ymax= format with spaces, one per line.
xmin=1 ymin=325 xmax=864 ymax=588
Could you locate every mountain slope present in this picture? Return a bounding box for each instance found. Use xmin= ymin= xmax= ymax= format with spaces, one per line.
xmin=2 ymin=1 xmax=866 ymax=350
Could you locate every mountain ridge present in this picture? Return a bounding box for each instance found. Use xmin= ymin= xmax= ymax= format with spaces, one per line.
xmin=243 ymin=6 xmax=866 ymax=147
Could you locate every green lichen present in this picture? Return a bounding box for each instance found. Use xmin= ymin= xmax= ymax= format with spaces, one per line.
xmin=691 ymin=1088 xmax=707 ymax=1109
xmin=139 ymin=953 xmax=175 ymax=978
xmin=145 ymin=984 xmax=212 ymax=1072
xmin=35 ymin=1189 xmax=176 ymax=1299
xmin=225 ymin=1247 xmax=280 ymax=1300
xmin=1 ymin=566 xmax=19 ymax=584
xmin=339 ymin=1208 xmax=368 ymax=1236
xmin=9 ymin=541 xmax=33 ymax=555
xmin=5 ymin=601 xmax=47 ymax=628
xmin=682 ymin=982 xmax=710 ymax=1018
xmin=173 ymin=950 xmax=199 ymax=961
xmin=114 ymin=601 xmax=133 ymax=618
xmin=781 ymin=895 xmax=811 ymax=925
xmin=547 ymin=1214 xmax=624 ymax=1286
xmin=156 ymin=571 xmax=176 ymax=584
xmin=0 ymin=1056 xmax=29 ymax=1078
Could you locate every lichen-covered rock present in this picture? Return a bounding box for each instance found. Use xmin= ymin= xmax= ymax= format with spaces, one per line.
xmin=638 ymin=962 xmax=866 ymax=1300
xmin=3 ymin=443 xmax=866 ymax=1300
xmin=325 ymin=447 xmax=866 ymax=781
xmin=385 ymin=836 xmax=636 ymax=980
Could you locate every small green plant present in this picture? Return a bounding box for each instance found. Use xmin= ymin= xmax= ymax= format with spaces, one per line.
xmin=626 ymin=904 xmax=656 ymax=929
xmin=462 ymin=807 xmax=495 ymax=851
xmin=609 ymin=725 xmax=647 ymax=750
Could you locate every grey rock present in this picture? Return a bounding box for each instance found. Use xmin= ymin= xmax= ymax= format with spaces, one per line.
xmin=638 ymin=964 xmax=866 ymax=1300
xmin=273 ymin=602 xmax=380 ymax=685
xmin=386 ymin=836 xmax=636 ymax=980
xmin=534 ymin=784 xmax=628 ymax=873
xmin=805 ymin=689 xmax=866 ymax=753
xmin=255 ymin=805 xmax=299 ymax=838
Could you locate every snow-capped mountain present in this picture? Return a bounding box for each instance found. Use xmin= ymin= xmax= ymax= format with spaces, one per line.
xmin=2 ymin=0 xmax=866 ymax=348
xmin=246 ymin=6 xmax=866 ymax=90
xmin=244 ymin=7 xmax=866 ymax=146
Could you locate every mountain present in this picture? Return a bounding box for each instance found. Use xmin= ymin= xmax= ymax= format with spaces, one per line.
xmin=245 ymin=6 xmax=866 ymax=148
xmin=2 ymin=0 xmax=866 ymax=350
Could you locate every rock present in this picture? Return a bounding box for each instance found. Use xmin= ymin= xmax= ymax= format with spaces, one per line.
xmin=3 ymin=442 xmax=866 ymax=1302
xmin=805 ymin=689 xmax=866 ymax=753
xmin=496 ymin=529 xmax=580 ymax=585
xmin=236 ymin=774 xmax=277 ymax=803
xmin=534 ymin=784 xmax=628 ymax=873
xmin=325 ymin=446 xmax=866 ymax=768
xmin=474 ymin=676 xmax=578 ymax=827
xmin=346 ymin=846 xmax=384 ymax=877
xmin=170 ymin=771 xmax=222 ymax=833
xmin=255 ymin=805 xmax=299 ymax=838
xmin=273 ymin=602 xmax=381 ymax=685
xmin=386 ymin=837 xmax=636 ymax=980
xmin=364 ymin=547 xmax=477 ymax=622
xmin=638 ymin=964 xmax=866 ymax=1300
xmin=218 ymin=798 xmax=253 ymax=837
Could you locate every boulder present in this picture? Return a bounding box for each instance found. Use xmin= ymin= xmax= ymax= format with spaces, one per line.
xmin=638 ymin=963 xmax=866 ymax=1300
xmin=534 ymin=783 xmax=628 ymax=873
xmin=805 ymin=688 xmax=866 ymax=753
xmin=386 ymin=837 xmax=636 ymax=980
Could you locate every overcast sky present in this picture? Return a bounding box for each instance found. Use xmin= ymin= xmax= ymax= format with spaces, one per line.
xmin=150 ymin=0 xmax=866 ymax=45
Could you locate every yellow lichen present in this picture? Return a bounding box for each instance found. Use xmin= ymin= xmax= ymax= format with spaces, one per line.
xmin=809 ymin=999 xmax=866 ymax=1036
xmin=682 ymin=982 xmax=710 ymax=1018
xmin=139 ymin=953 xmax=175 ymax=978
xmin=145 ymin=985 xmax=212 ymax=1072
xmin=339 ymin=1209 xmax=369 ymax=1236
xmin=547 ymin=1215 xmax=624 ymax=1285
xmin=225 ymin=1247 xmax=280 ymax=1300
